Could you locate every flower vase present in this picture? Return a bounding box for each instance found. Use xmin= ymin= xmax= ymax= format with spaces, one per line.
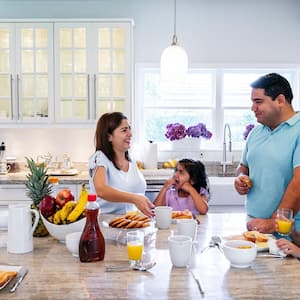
xmin=171 ymin=138 xmax=201 ymax=151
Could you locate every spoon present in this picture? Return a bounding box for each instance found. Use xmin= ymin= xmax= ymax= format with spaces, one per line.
xmin=105 ymin=261 xmax=156 ymax=272
xmin=201 ymin=235 xmax=223 ymax=253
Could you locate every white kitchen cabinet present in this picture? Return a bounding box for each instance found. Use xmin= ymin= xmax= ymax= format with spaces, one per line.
xmin=0 ymin=23 xmax=53 ymax=123
xmin=0 ymin=19 xmax=133 ymax=126
xmin=0 ymin=184 xmax=32 ymax=207
xmin=54 ymin=21 xmax=132 ymax=122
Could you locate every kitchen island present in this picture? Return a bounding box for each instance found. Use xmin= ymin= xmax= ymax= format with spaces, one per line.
xmin=0 ymin=212 xmax=299 ymax=299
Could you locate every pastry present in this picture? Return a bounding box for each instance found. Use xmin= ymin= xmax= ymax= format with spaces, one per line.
xmin=0 ymin=270 xmax=17 ymax=286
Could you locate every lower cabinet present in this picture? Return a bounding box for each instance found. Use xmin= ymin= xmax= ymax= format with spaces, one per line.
xmin=0 ymin=184 xmax=32 ymax=208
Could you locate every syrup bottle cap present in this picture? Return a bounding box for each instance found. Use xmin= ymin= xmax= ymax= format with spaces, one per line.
xmin=88 ymin=194 xmax=97 ymax=202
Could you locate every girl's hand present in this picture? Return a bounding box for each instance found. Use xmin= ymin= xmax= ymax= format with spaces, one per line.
xmin=164 ymin=177 xmax=176 ymax=189
xmin=180 ymin=181 xmax=193 ymax=193
xmin=276 ymin=238 xmax=300 ymax=259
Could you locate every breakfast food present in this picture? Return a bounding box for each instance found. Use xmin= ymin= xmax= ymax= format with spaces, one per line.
xmin=172 ymin=210 xmax=193 ymax=219
xmin=240 ymin=176 xmax=252 ymax=188
xmin=0 ymin=270 xmax=17 ymax=286
xmin=109 ymin=214 xmax=151 ymax=229
xmin=243 ymin=231 xmax=268 ymax=243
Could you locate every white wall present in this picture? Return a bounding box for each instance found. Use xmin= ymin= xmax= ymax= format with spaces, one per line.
xmin=1 ymin=0 xmax=300 ymax=162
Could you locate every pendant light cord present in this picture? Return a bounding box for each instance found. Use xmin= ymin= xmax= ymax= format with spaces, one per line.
xmin=172 ymin=0 xmax=178 ymax=45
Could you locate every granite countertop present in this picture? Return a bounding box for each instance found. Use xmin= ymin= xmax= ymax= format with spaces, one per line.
xmin=0 ymin=161 xmax=237 ymax=185
xmin=0 ymin=212 xmax=299 ymax=299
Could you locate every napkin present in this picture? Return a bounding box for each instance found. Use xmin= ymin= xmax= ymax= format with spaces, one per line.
xmin=268 ymin=238 xmax=287 ymax=257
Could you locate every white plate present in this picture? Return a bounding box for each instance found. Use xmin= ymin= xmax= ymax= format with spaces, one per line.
xmin=0 ymin=265 xmax=21 ymax=290
xmin=100 ymin=217 xmax=157 ymax=244
xmin=223 ymin=234 xmax=273 ymax=252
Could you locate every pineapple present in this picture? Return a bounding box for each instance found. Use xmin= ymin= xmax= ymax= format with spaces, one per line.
xmin=25 ymin=157 xmax=52 ymax=237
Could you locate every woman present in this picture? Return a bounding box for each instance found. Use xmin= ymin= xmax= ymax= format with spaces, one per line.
xmin=88 ymin=112 xmax=154 ymax=216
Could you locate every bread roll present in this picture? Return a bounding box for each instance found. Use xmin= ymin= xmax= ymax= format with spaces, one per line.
xmin=0 ymin=271 xmax=17 ymax=286
xmin=240 ymin=176 xmax=252 ymax=188
xmin=243 ymin=231 xmax=268 ymax=243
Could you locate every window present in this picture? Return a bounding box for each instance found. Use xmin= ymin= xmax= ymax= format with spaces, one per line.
xmin=135 ymin=65 xmax=299 ymax=150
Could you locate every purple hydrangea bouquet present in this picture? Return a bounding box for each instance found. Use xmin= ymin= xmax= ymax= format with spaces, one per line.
xmin=165 ymin=123 xmax=213 ymax=141
xmin=243 ymin=124 xmax=255 ymax=140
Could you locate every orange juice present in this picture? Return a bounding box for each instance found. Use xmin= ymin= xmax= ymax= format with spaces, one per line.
xmin=277 ymin=219 xmax=292 ymax=234
xmin=127 ymin=243 xmax=143 ymax=260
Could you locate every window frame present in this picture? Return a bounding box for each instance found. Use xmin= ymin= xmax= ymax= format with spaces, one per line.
xmin=134 ymin=63 xmax=299 ymax=150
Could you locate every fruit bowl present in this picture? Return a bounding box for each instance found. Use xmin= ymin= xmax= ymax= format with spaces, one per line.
xmin=41 ymin=214 xmax=86 ymax=243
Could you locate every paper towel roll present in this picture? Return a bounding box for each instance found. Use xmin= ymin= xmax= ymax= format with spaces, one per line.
xmin=143 ymin=142 xmax=158 ymax=169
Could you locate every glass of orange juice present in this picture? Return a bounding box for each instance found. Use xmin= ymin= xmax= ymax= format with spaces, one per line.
xmin=127 ymin=231 xmax=144 ymax=268
xmin=277 ymin=208 xmax=293 ymax=236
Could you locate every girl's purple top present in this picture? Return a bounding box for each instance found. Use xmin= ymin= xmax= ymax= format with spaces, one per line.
xmin=166 ymin=187 xmax=208 ymax=215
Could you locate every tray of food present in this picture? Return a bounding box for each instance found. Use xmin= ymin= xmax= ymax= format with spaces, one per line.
xmin=0 ymin=265 xmax=21 ymax=290
xmin=224 ymin=231 xmax=273 ymax=252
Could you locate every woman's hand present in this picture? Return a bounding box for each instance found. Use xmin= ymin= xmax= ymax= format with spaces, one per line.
xmin=132 ymin=194 xmax=155 ymax=217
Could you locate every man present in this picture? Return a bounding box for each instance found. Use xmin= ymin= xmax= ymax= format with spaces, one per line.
xmin=234 ymin=73 xmax=300 ymax=233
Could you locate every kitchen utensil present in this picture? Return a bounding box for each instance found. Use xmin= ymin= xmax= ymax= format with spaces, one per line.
xmin=189 ymin=269 xmax=205 ymax=296
xmin=7 ymin=204 xmax=39 ymax=254
xmin=9 ymin=267 xmax=28 ymax=293
xmin=201 ymin=235 xmax=223 ymax=253
xmin=105 ymin=261 xmax=156 ymax=272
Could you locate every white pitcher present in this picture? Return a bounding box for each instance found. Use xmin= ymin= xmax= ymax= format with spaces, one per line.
xmin=7 ymin=204 xmax=39 ymax=254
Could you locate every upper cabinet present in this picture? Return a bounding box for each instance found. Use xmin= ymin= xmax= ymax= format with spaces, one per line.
xmin=0 ymin=20 xmax=133 ymax=126
xmin=0 ymin=22 xmax=53 ymax=123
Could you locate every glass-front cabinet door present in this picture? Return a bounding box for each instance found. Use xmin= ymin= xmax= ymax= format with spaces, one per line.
xmin=54 ymin=21 xmax=132 ymax=122
xmin=0 ymin=23 xmax=53 ymax=123
xmin=0 ymin=24 xmax=14 ymax=121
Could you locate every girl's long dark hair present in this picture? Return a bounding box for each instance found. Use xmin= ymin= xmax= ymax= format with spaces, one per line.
xmin=178 ymin=158 xmax=209 ymax=194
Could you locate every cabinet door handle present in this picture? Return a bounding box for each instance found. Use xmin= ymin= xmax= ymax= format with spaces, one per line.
xmin=16 ymin=74 xmax=20 ymax=120
xmin=10 ymin=74 xmax=14 ymax=120
xmin=93 ymin=74 xmax=97 ymax=120
xmin=87 ymin=74 xmax=90 ymax=120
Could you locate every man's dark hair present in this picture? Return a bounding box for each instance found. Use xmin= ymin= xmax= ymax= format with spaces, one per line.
xmin=250 ymin=73 xmax=293 ymax=104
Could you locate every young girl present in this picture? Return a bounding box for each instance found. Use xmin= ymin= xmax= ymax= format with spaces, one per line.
xmin=154 ymin=159 xmax=209 ymax=215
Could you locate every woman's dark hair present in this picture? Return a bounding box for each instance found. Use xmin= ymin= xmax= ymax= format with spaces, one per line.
xmin=250 ymin=73 xmax=293 ymax=104
xmin=177 ymin=158 xmax=209 ymax=194
xmin=94 ymin=112 xmax=131 ymax=169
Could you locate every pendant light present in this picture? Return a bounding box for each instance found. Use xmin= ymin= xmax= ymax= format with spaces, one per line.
xmin=160 ymin=0 xmax=188 ymax=86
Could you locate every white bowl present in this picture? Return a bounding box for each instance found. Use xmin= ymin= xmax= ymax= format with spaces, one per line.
xmin=0 ymin=209 xmax=8 ymax=229
xmin=41 ymin=214 xmax=86 ymax=243
xmin=223 ymin=240 xmax=257 ymax=268
xmin=65 ymin=231 xmax=82 ymax=257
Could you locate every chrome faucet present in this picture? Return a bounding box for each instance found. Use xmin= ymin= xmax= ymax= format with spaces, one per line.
xmin=221 ymin=123 xmax=232 ymax=174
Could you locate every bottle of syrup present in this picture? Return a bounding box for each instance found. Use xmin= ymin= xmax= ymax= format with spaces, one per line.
xmin=79 ymin=194 xmax=105 ymax=262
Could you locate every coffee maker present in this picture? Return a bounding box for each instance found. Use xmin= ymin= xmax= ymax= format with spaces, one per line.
xmin=0 ymin=142 xmax=8 ymax=174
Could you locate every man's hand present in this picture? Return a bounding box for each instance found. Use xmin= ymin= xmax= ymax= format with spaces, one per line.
xmin=234 ymin=175 xmax=251 ymax=195
xmin=247 ymin=218 xmax=276 ymax=234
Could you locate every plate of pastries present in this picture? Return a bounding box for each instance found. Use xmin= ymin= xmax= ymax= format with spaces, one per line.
xmin=108 ymin=212 xmax=152 ymax=229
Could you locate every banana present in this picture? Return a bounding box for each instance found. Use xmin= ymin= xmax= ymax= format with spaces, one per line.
xmin=53 ymin=209 xmax=62 ymax=224
xmin=67 ymin=184 xmax=88 ymax=223
xmin=60 ymin=201 xmax=76 ymax=223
